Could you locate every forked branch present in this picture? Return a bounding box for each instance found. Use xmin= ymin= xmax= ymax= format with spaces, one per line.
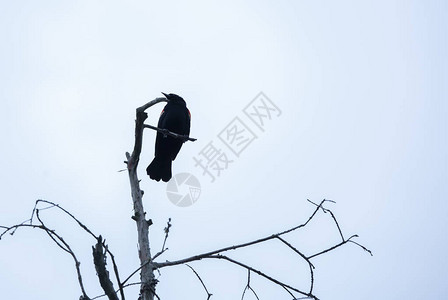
xmin=146 ymin=199 xmax=371 ymax=300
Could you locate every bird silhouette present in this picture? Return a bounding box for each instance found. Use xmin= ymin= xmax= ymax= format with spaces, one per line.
xmin=146 ymin=93 xmax=191 ymax=182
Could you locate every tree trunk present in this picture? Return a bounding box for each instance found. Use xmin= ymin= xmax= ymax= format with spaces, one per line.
xmin=126 ymin=98 xmax=167 ymax=300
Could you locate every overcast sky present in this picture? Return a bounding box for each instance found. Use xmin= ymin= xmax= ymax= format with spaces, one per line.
xmin=0 ymin=1 xmax=447 ymax=299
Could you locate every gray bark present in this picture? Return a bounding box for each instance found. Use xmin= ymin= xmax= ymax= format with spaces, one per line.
xmin=126 ymin=97 xmax=167 ymax=300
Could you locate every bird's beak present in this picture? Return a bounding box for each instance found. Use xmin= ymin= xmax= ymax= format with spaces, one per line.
xmin=161 ymin=92 xmax=168 ymax=98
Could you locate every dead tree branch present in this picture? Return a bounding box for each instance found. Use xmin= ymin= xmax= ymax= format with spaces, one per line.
xmin=0 ymin=202 xmax=133 ymax=300
xmin=33 ymin=200 xmax=126 ymax=300
xmin=209 ymin=254 xmax=312 ymax=299
xmin=2 ymin=220 xmax=90 ymax=300
xmin=152 ymin=218 xmax=172 ymax=261
xmin=241 ymin=270 xmax=260 ymax=300
xmin=277 ymin=236 xmax=315 ymax=294
xmin=93 ymin=236 xmax=120 ymax=300
xmin=185 ymin=264 xmax=212 ymax=300
xmin=145 ymin=199 xmax=371 ymax=299
xmin=152 ymin=200 xmax=334 ymax=268
xmin=28 ymin=199 xmax=126 ymax=300
xmin=143 ymin=124 xmax=197 ymax=142
xmin=125 ymin=97 xmax=168 ymax=300
xmin=35 ymin=209 xmax=90 ymax=299
xmin=2 ymin=192 xmax=369 ymax=300
xmin=125 ymin=97 xmax=198 ymax=300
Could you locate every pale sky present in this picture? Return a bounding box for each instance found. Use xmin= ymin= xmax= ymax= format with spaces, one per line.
xmin=0 ymin=1 xmax=447 ymax=299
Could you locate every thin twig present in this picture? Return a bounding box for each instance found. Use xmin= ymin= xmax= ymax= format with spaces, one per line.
xmin=307 ymin=235 xmax=353 ymax=259
xmin=276 ymin=236 xmax=315 ymax=294
xmin=307 ymin=199 xmax=344 ymax=241
xmin=185 ymin=264 xmax=212 ymax=299
xmin=32 ymin=200 xmax=125 ymax=300
xmin=1 ymin=223 xmax=45 ymax=239
xmin=153 ymin=200 xmax=331 ymax=269
xmin=136 ymin=97 xmax=167 ymax=113
xmin=151 ymin=249 xmax=168 ymax=262
xmin=36 ymin=214 xmax=71 ymax=254
xmin=35 ymin=209 xmax=90 ymax=299
xmin=121 ymin=264 xmax=144 ymax=287
xmin=91 ymin=282 xmax=143 ymax=300
xmin=152 ymin=218 xmax=172 ymax=261
xmin=143 ymin=125 xmax=197 ymax=142
xmin=348 ymin=239 xmax=373 ymax=256
xmin=209 ymin=254 xmax=316 ymax=300
xmin=34 ymin=200 xmax=96 ymax=238
xmin=162 ymin=218 xmax=172 ymax=252
xmin=241 ymin=270 xmax=260 ymax=300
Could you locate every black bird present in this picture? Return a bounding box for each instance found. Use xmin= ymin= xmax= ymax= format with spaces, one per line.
xmin=146 ymin=93 xmax=191 ymax=182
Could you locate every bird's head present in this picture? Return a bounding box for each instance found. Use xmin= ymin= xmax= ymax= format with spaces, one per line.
xmin=162 ymin=92 xmax=185 ymax=103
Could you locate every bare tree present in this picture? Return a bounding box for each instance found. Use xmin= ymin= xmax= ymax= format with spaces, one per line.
xmin=0 ymin=98 xmax=371 ymax=300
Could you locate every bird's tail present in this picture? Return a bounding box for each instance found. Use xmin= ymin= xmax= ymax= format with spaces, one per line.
xmin=146 ymin=157 xmax=172 ymax=182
